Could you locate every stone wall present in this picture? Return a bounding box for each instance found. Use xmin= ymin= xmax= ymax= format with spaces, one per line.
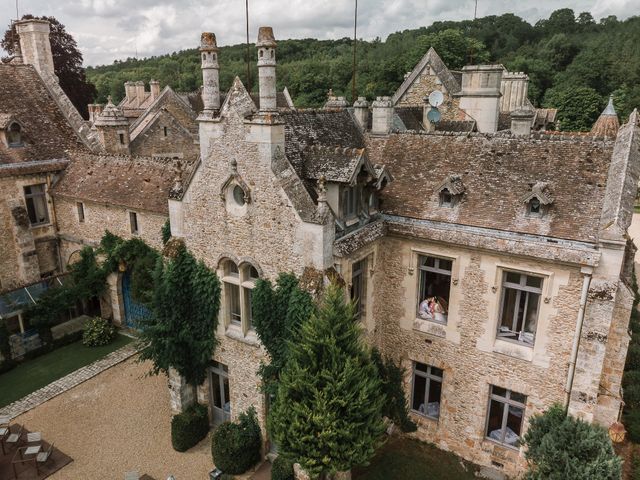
xmin=130 ymin=109 xmax=198 ymax=160
xmin=395 ymin=71 xmax=463 ymax=122
xmin=55 ymin=196 xmax=166 ymax=268
xmin=352 ymin=234 xmax=586 ymax=477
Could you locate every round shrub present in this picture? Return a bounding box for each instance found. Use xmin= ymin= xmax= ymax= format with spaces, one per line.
xmin=627 ymin=344 xmax=640 ymax=371
xmin=271 ymin=456 xmax=294 ymax=480
xmin=211 ymin=407 xmax=262 ymax=475
xmin=625 ymin=408 xmax=640 ymax=443
xmin=171 ymin=403 xmax=210 ymax=452
xmin=82 ymin=317 xmax=117 ymax=347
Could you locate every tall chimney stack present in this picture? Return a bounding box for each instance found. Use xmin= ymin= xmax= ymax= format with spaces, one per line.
xmin=124 ymin=81 xmax=136 ymax=103
xmin=200 ymin=32 xmax=220 ymax=114
xmin=256 ymin=27 xmax=277 ymax=112
xmin=150 ymin=79 xmax=161 ymax=100
xmin=135 ymin=81 xmax=146 ymax=107
xmin=353 ymin=97 xmax=369 ymax=131
xmin=15 ymin=19 xmax=55 ymax=75
xmin=371 ymin=97 xmax=394 ymax=135
xmin=459 ymin=65 xmax=503 ymax=133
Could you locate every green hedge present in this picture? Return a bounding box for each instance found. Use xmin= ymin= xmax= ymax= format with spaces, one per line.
xmin=83 ymin=317 xmax=117 ymax=347
xmin=171 ymin=403 xmax=210 ymax=452
xmin=271 ymin=456 xmax=294 ymax=480
xmin=211 ymin=407 xmax=262 ymax=475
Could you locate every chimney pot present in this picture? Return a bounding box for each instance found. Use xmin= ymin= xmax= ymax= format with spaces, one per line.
xmin=150 ymin=80 xmax=161 ymax=100
xmin=15 ymin=19 xmax=55 ymax=75
xmin=371 ymin=97 xmax=394 ymax=135
xmin=199 ymin=32 xmax=220 ymax=114
xmin=353 ymin=96 xmax=369 ymax=131
xmin=135 ymin=81 xmax=146 ymax=107
xmin=257 ymin=26 xmax=277 ymax=112
xmin=510 ymin=108 xmax=535 ymax=137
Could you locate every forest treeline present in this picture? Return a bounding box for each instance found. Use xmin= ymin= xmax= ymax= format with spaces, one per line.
xmin=86 ymin=9 xmax=640 ymax=130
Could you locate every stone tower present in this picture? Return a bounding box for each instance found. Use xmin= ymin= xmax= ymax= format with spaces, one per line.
xmin=94 ymin=97 xmax=130 ymax=154
xmin=15 ymin=19 xmax=55 ymax=75
xmin=200 ymin=32 xmax=220 ymax=115
xmin=256 ymin=27 xmax=277 ymax=112
xmin=459 ymin=65 xmax=503 ymax=133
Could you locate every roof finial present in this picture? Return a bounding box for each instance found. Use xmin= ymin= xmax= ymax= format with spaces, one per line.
xmin=603 ymin=95 xmax=616 ymax=116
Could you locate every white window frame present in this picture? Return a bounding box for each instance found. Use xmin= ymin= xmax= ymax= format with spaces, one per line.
xmin=410 ymin=362 xmax=443 ymax=420
xmin=497 ymin=271 xmax=543 ymax=347
xmin=24 ymin=184 xmax=49 ymax=226
xmin=222 ymin=260 xmax=260 ymax=333
xmin=417 ymin=255 xmax=452 ymax=324
xmin=485 ymin=386 xmax=526 ymax=449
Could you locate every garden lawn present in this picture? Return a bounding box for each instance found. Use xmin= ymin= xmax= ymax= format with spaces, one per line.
xmin=0 ymin=334 xmax=132 ymax=407
xmin=352 ymin=436 xmax=478 ymax=480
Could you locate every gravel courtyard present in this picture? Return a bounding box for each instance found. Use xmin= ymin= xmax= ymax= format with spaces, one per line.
xmin=14 ymin=356 xmax=213 ymax=480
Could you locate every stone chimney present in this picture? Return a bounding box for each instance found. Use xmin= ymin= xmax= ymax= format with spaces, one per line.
xmin=150 ymin=80 xmax=161 ymax=100
xmin=510 ymin=108 xmax=535 ymax=137
xmin=256 ymin=26 xmax=277 ymax=112
xmin=371 ymin=97 xmax=394 ymax=135
xmin=87 ymin=104 xmax=105 ymax=124
xmin=15 ymin=19 xmax=55 ymax=75
xmin=459 ymin=65 xmax=503 ymax=133
xmin=500 ymin=71 xmax=529 ymax=113
xmin=422 ymin=96 xmax=434 ymax=133
xmin=199 ymin=32 xmax=220 ymax=114
xmin=124 ymin=81 xmax=136 ymax=104
xmin=353 ymin=97 xmax=369 ymax=131
xmin=135 ymin=81 xmax=146 ymax=107
xmin=94 ymin=96 xmax=130 ymax=154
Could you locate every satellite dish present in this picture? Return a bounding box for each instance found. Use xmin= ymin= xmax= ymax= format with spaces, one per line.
xmin=427 ymin=108 xmax=441 ymax=124
xmin=428 ymin=90 xmax=444 ymax=108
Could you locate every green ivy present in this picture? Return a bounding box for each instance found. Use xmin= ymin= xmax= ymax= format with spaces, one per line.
xmin=161 ymin=219 xmax=171 ymax=245
xmin=82 ymin=317 xmax=117 ymax=347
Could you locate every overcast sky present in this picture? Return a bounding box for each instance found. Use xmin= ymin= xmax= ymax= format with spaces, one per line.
xmin=1 ymin=0 xmax=637 ymax=66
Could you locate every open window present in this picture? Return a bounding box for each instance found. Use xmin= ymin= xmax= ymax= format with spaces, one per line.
xmin=417 ymin=255 xmax=452 ymax=324
xmin=485 ymin=386 xmax=526 ymax=448
xmin=23 ymin=184 xmax=49 ymax=226
xmin=497 ymin=271 xmax=543 ymax=346
xmin=436 ymin=175 xmax=465 ymax=208
xmin=411 ymin=363 xmax=443 ymax=419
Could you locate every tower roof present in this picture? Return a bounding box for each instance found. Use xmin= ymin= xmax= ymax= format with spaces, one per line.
xmin=591 ymin=95 xmax=620 ymax=137
xmin=94 ymin=96 xmax=128 ymax=127
xmin=257 ymin=27 xmax=276 ymax=48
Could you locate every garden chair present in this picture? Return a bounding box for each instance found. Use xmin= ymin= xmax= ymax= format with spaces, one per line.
xmin=36 ymin=443 xmax=54 ymax=474
xmin=24 ymin=432 xmax=42 ymax=456
xmin=125 ymin=471 xmax=140 ymax=480
xmin=0 ymin=415 xmax=9 ymax=435
xmin=5 ymin=424 xmax=23 ymax=448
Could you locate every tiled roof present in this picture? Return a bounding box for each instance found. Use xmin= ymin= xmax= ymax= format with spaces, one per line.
xmin=176 ymin=89 xmax=293 ymax=117
xmin=51 ymin=152 xmax=191 ymax=214
xmin=302 ymin=146 xmax=372 ymax=184
xmin=0 ymin=64 xmax=86 ymax=165
xmin=366 ymin=131 xmax=614 ymax=243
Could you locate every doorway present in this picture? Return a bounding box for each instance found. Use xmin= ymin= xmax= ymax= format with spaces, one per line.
xmin=209 ymin=361 xmax=231 ymax=427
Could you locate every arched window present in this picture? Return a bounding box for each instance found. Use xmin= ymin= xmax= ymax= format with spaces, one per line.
xmin=221 ymin=259 xmax=260 ymax=332
xmin=8 ymin=122 xmax=22 ymax=147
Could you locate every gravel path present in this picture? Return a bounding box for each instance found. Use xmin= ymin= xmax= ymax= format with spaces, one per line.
xmin=14 ymin=357 xmax=213 ymax=480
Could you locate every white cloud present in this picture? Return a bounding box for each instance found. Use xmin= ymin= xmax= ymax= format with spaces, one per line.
xmin=0 ymin=0 xmax=637 ymax=65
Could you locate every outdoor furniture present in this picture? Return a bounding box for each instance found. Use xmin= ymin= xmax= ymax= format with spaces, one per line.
xmin=36 ymin=443 xmax=54 ymax=474
xmin=11 ymin=443 xmax=41 ymax=479
xmin=24 ymin=432 xmax=42 ymax=457
xmin=0 ymin=416 xmax=10 ymax=455
xmin=5 ymin=424 xmax=23 ymax=449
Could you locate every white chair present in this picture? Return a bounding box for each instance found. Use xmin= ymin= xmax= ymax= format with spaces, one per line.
xmin=24 ymin=432 xmax=42 ymax=456
xmin=0 ymin=415 xmax=9 ymax=436
xmin=125 ymin=471 xmax=140 ymax=480
xmin=36 ymin=443 xmax=54 ymax=473
xmin=6 ymin=424 xmax=23 ymax=446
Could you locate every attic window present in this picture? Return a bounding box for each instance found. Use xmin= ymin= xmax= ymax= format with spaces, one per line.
xmin=528 ymin=198 xmax=541 ymax=216
xmin=522 ymin=182 xmax=553 ymax=218
xmin=8 ymin=122 xmax=22 ymax=147
xmin=119 ymin=133 xmax=125 ymax=145
xmin=233 ymin=185 xmax=246 ymax=206
xmin=163 ymin=126 xmax=168 ymax=137
xmin=440 ymin=189 xmax=453 ymax=207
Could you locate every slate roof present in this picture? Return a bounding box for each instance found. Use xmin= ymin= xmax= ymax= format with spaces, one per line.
xmin=0 ymin=64 xmax=86 ymax=165
xmin=302 ymin=146 xmax=375 ymax=184
xmin=51 ymin=152 xmax=191 ymax=214
xmin=366 ymin=132 xmax=615 ymax=243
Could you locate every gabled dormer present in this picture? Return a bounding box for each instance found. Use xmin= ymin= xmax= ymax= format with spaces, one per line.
xmin=521 ymin=181 xmax=553 ymax=217
xmin=0 ymin=115 xmax=25 ymax=148
xmin=436 ymin=175 xmax=466 ymax=208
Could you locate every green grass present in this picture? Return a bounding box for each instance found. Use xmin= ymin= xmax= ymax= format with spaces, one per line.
xmin=353 ymin=436 xmax=478 ymax=480
xmin=0 ymin=334 xmax=133 ymax=408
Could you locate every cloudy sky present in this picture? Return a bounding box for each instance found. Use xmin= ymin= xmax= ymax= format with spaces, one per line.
xmin=1 ymin=0 xmax=637 ymax=66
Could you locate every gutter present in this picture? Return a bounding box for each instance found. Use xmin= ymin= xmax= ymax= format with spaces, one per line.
xmin=565 ymin=266 xmax=593 ymax=410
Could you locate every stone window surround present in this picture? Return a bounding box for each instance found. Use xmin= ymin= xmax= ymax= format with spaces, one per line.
xmin=497 ymin=272 xmax=544 ymax=348
xmin=23 ymin=183 xmax=50 ymax=227
xmin=346 ymin=250 xmax=375 ymax=325
xmin=416 ymin=254 xmax=453 ymax=325
xmin=410 ymin=361 xmax=443 ymax=420
xmin=218 ymin=257 xmax=261 ymax=343
xmin=76 ymin=201 xmax=85 ymax=223
xmin=409 ymin=248 xmax=460 ymax=340
xmin=483 ymin=385 xmax=527 ymax=451
xmin=481 ymin=262 xmax=556 ymax=365
xmin=128 ymin=210 xmax=140 ymax=235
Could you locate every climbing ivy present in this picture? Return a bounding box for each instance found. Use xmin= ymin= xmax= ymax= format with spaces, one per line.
xmin=161 ymin=219 xmax=171 ymax=245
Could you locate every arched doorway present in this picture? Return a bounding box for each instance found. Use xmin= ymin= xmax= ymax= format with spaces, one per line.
xmin=121 ymin=269 xmax=152 ymax=328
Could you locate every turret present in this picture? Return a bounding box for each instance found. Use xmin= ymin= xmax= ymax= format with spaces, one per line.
xmin=256 ymin=27 xmax=277 ymax=113
xmin=94 ymin=97 xmax=130 ymax=154
xmin=200 ymin=32 xmax=220 ymax=114
xmin=591 ymin=95 xmax=620 ymax=138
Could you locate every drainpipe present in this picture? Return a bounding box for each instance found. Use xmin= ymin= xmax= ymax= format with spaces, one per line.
xmin=565 ymin=267 xmax=593 ymax=411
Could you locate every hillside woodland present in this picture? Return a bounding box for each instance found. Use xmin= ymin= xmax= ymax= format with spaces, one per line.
xmin=86 ymin=9 xmax=640 ymax=131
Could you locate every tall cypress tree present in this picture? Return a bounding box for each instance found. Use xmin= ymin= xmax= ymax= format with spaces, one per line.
xmin=138 ymin=239 xmax=221 ymax=390
xmin=268 ymin=283 xmax=385 ymax=479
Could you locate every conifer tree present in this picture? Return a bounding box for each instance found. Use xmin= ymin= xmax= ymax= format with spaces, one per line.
xmin=268 ymin=283 xmax=385 ymax=479
xmin=523 ymin=404 xmax=622 ymax=480
xmin=138 ymin=239 xmax=220 ymax=390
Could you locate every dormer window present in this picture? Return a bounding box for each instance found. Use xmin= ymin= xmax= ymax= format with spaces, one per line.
xmin=436 ymin=175 xmax=466 ymax=208
xmin=8 ymin=122 xmax=22 ymax=147
xmin=440 ymin=188 xmax=453 ymax=207
xmin=522 ymin=182 xmax=553 ymax=218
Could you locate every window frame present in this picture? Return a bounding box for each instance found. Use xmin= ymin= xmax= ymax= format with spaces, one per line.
xmin=129 ymin=211 xmax=139 ymax=235
xmin=8 ymin=122 xmax=23 ymax=147
xmin=497 ymin=270 xmax=543 ymax=347
xmin=350 ymin=258 xmax=367 ymax=320
xmin=410 ymin=362 xmax=443 ymax=420
xmin=23 ymin=184 xmax=50 ymax=226
xmin=527 ymin=197 xmax=542 ymax=217
xmin=439 ymin=188 xmax=454 ymax=207
xmin=222 ymin=260 xmax=260 ymax=333
xmin=77 ymin=202 xmax=85 ymax=223
xmin=341 ymin=185 xmax=361 ymax=220
xmin=484 ymin=385 xmax=527 ymax=449
xmin=416 ymin=254 xmax=453 ymax=324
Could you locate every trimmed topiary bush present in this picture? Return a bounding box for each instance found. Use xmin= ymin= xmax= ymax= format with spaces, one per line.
xmin=171 ymin=403 xmax=210 ymax=452
xmin=82 ymin=317 xmax=117 ymax=347
xmin=211 ymin=407 xmax=262 ymax=475
xmin=271 ymin=456 xmax=294 ymax=480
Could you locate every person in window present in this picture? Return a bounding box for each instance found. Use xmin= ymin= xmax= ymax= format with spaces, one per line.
xmin=419 ymin=296 xmax=448 ymax=321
